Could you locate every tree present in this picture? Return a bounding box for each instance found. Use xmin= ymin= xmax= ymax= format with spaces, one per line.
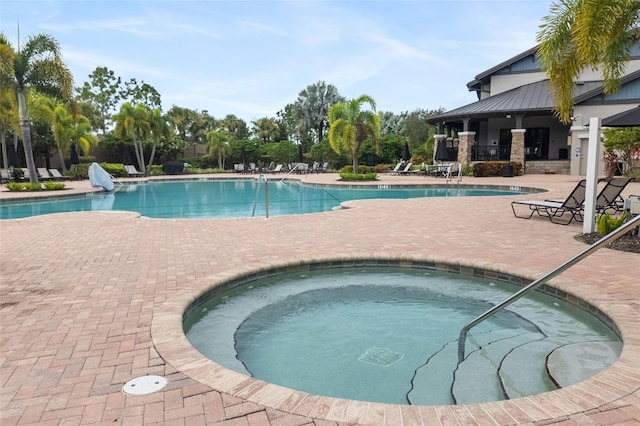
xmin=0 ymin=42 xmax=19 ymax=170
xmin=603 ymin=127 xmax=640 ymax=175
xmin=294 ymin=81 xmax=344 ymax=145
xmin=220 ymin=114 xmax=249 ymax=140
xmin=1 ymin=32 xmax=73 ymax=184
xmin=206 ymin=129 xmax=231 ymax=169
xmin=251 ymin=117 xmax=280 ymax=143
xmin=77 ymin=67 xmax=122 ymax=135
xmin=112 ymin=102 xmax=150 ymax=173
xmin=327 ymin=94 xmax=380 ymax=173
xmin=147 ymin=108 xmax=172 ymax=169
xmin=536 ymin=0 xmax=640 ymax=123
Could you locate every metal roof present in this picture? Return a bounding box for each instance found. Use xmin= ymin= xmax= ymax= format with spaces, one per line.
xmin=428 ymin=80 xmax=602 ymax=123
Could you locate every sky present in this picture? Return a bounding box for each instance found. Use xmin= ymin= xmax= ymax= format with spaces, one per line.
xmin=1 ymin=0 xmax=553 ymax=123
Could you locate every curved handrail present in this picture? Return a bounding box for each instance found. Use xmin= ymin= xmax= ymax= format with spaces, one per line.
xmin=458 ymin=213 xmax=640 ymax=362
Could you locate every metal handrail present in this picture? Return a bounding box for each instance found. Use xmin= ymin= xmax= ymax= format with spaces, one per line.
xmin=280 ymin=163 xmax=304 ymax=182
xmin=458 ymin=213 xmax=640 ymax=362
xmin=251 ymin=173 xmax=269 ymax=218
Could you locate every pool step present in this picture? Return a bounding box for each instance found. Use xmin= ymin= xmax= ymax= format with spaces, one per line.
xmin=498 ymin=337 xmax=566 ymax=399
xmin=406 ymin=341 xmax=458 ymax=405
xmin=452 ymin=330 xmax=544 ymax=404
xmin=546 ymin=340 xmax=622 ymax=388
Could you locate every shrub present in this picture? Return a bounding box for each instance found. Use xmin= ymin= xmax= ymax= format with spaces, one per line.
xmin=43 ymin=181 xmax=66 ymax=190
xmin=473 ymin=161 xmax=523 ymax=177
xmin=596 ymin=211 xmax=629 ymax=236
xmin=341 ymin=165 xmax=376 ymax=174
xmin=24 ymin=182 xmax=42 ymax=191
xmin=100 ymin=163 xmax=127 ymax=178
xmin=12 ymin=168 xmax=23 ymax=181
xmin=461 ymin=165 xmax=474 ymax=176
xmin=5 ymin=182 xmax=24 ymax=191
xmin=149 ymin=165 xmax=163 ymax=176
xmin=339 ymin=172 xmax=378 ymax=181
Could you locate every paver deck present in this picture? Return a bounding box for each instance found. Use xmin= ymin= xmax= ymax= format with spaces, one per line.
xmin=1 ymin=173 xmax=639 ymax=426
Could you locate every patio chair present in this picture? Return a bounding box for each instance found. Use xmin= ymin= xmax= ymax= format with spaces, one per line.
xmin=390 ymin=162 xmax=403 ymax=174
xmin=397 ymin=163 xmax=413 ymax=175
xmin=511 ymin=179 xmax=586 ymax=225
xmin=0 ymin=169 xmax=10 ymax=183
xmin=266 ymin=164 xmax=283 ymax=173
xmin=49 ymin=169 xmax=71 ymax=180
xmin=545 ymin=177 xmax=631 ymax=215
xmin=37 ymin=168 xmax=54 ymax=180
xmin=125 ymin=165 xmax=144 ymax=177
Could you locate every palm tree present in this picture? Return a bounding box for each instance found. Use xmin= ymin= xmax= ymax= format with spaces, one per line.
xmin=0 ymin=32 xmax=73 ymax=183
xmin=0 ymin=36 xmax=19 ymax=171
xmin=536 ymin=0 xmax=640 ymax=123
xmin=251 ymin=117 xmax=280 ymax=143
xmin=206 ymin=129 xmax=231 ymax=169
xmin=147 ymin=108 xmax=172 ymax=170
xmin=112 ymin=102 xmax=150 ymax=174
xmin=327 ymin=95 xmax=380 ymax=173
xmin=295 ymin=81 xmax=344 ymax=144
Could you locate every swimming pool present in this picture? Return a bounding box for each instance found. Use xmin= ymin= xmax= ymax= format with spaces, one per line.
xmin=0 ymin=178 xmax=541 ymax=219
xmin=182 ymin=265 xmax=621 ymax=405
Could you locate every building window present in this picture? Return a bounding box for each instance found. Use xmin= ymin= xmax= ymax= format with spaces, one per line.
xmin=524 ymin=127 xmax=549 ymax=160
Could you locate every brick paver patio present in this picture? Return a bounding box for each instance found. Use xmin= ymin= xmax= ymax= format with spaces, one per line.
xmin=1 ymin=173 xmax=638 ymax=425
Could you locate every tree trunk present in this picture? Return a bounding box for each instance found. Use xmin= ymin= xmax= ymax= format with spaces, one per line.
xmin=58 ymin=149 xmax=67 ymax=172
xmin=1 ymin=130 xmax=7 ymax=171
xmin=352 ymin=148 xmax=358 ymax=174
xmin=17 ymin=90 xmax=39 ymax=184
xmin=133 ymin=138 xmax=145 ymax=175
xmin=147 ymin=142 xmax=157 ymax=171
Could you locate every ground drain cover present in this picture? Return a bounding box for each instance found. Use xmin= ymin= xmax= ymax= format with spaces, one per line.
xmin=122 ymin=375 xmax=167 ymax=395
xmin=358 ymin=346 xmax=404 ymax=366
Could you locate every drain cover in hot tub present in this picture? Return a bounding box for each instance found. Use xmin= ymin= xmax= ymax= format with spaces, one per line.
xmin=358 ymin=346 xmax=404 ymax=366
xmin=122 ymin=375 xmax=167 ymax=395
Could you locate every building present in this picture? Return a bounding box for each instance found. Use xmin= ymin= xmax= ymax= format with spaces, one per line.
xmin=427 ymin=44 xmax=640 ymax=175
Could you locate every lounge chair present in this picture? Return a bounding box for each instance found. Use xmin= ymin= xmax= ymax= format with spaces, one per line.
xmin=512 ymin=180 xmax=586 ymax=225
xmin=546 ymin=177 xmax=631 ymax=215
xmin=270 ymin=164 xmax=283 ymax=173
xmin=0 ymin=169 xmax=10 ymax=183
xmin=125 ymin=165 xmax=144 ymax=176
xmin=596 ymin=177 xmax=631 ymax=213
xmin=390 ymin=162 xmax=403 ymax=174
xmin=49 ymin=169 xmax=71 ymax=180
xmin=37 ymin=168 xmax=54 ymax=180
xmin=396 ymin=162 xmax=413 ymax=175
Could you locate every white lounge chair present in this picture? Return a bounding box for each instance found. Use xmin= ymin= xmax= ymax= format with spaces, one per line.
xmin=49 ymin=169 xmax=70 ymax=180
xmin=125 ymin=165 xmax=144 ymax=176
xmin=37 ymin=168 xmax=54 ymax=180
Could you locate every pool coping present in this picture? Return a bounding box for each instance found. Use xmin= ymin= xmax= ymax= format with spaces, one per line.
xmin=152 ymin=254 xmax=640 ymax=426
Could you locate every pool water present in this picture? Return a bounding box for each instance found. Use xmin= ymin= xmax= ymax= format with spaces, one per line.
xmin=0 ymin=179 xmax=536 ymax=219
xmin=183 ymin=267 xmax=621 ymax=405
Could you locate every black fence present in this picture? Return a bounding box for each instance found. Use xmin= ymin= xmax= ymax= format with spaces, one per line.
xmin=471 ymin=146 xmax=510 ymax=162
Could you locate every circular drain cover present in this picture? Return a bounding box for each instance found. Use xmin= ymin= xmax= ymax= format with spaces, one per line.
xmin=122 ymin=375 xmax=167 ymax=395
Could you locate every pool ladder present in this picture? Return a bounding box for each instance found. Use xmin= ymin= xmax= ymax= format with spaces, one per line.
xmin=251 ymin=173 xmax=269 ymax=218
xmin=458 ymin=213 xmax=640 ymax=362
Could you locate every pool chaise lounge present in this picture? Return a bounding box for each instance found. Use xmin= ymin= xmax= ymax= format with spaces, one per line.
xmin=545 ymin=176 xmax=631 ymax=215
xmin=511 ymin=179 xmax=586 ymax=225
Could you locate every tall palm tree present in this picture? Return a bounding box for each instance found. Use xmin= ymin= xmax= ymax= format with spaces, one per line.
xmin=536 ymin=0 xmax=640 ymax=123
xmin=0 ymin=35 xmax=19 ymax=171
xmin=206 ymin=129 xmax=231 ymax=169
xmin=147 ymin=108 xmax=171 ymax=169
xmin=295 ymin=81 xmax=344 ymax=144
xmin=112 ymin=102 xmax=150 ymax=174
xmin=251 ymin=117 xmax=280 ymax=143
xmin=0 ymin=32 xmax=73 ymax=183
xmin=328 ymin=95 xmax=380 ymax=173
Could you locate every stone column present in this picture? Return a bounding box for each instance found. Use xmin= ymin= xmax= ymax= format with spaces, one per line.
xmin=510 ymin=129 xmax=526 ymax=170
xmin=433 ymin=134 xmax=447 ymax=163
xmin=457 ymin=131 xmax=475 ymax=167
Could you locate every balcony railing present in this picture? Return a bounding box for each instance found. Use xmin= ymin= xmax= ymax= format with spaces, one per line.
xmin=471 ymin=146 xmax=510 ymax=162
